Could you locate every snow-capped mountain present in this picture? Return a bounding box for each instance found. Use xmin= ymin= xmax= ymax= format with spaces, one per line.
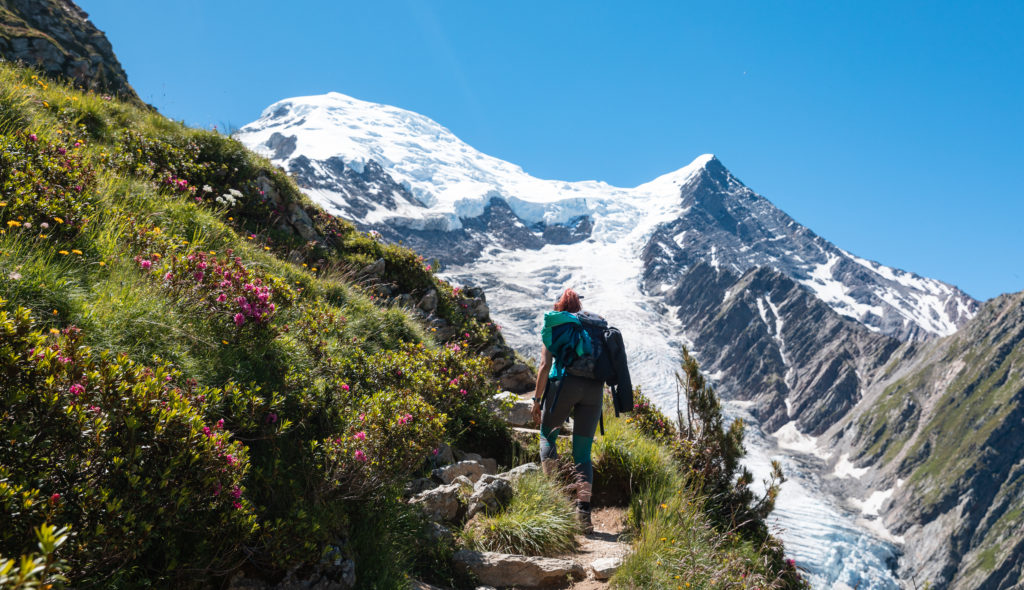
xmin=237 ymin=91 xmax=977 ymax=343
xmin=238 ymin=91 xmax=983 ymax=589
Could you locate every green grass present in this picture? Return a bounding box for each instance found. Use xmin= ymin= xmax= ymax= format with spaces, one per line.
xmin=463 ymin=472 xmax=579 ymax=556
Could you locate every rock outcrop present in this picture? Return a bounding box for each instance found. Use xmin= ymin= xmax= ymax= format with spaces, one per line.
xmin=452 ymin=550 xmax=584 ymax=588
xmin=0 ymin=0 xmax=139 ymax=101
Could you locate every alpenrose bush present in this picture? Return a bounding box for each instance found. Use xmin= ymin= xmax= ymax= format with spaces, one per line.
xmin=136 ymin=248 xmax=294 ymax=332
xmin=0 ymin=301 xmax=257 ymax=587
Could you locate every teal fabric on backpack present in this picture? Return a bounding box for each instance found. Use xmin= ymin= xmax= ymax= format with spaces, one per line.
xmin=541 ymin=311 xmax=591 ymax=379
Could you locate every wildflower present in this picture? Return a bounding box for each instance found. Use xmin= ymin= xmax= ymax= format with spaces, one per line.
xmin=354 ymin=431 xmax=366 ymax=441
xmin=6 ymin=220 xmax=20 ymax=227
xmin=216 ymin=419 xmax=225 ymax=429
xmin=202 ymin=426 xmax=212 ymax=437
xmin=225 ymin=454 xmax=237 ymax=465
xmin=139 ymin=259 xmax=152 ymax=270
xmin=354 ymin=450 xmax=368 ymax=462
xmin=71 ymin=249 xmax=82 ymax=255
xmin=49 ymin=493 xmax=60 ymax=504
xmin=425 ymin=264 xmax=432 ymax=271
xmin=164 ymin=272 xmax=173 ymax=281
xmin=98 ymin=261 xmax=106 ymax=266
xmin=340 ymin=383 xmax=350 ymax=392
xmin=54 ymin=217 xmax=63 ymax=224
xmin=28 ymin=133 xmax=37 ymax=142
xmin=69 ymin=383 xmax=85 ymax=396
xmin=231 ymin=486 xmax=242 ymax=499
xmin=232 ymin=501 xmax=242 ymax=510
xmin=459 ymin=388 xmax=468 ymax=396
xmin=234 ymin=313 xmax=245 ymax=326
xmin=59 ymin=250 xmax=69 ymax=255
xmin=266 ymin=413 xmax=278 ymax=424
xmin=216 ymin=293 xmax=227 ymax=303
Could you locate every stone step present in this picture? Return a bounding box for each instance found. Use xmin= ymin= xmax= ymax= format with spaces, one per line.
xmin=453 ymin=550 xmax=585 ymax=588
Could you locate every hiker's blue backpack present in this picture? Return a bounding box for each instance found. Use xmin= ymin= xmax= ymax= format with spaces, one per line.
xmin=545 ymin=310 xmax=633 ymax=416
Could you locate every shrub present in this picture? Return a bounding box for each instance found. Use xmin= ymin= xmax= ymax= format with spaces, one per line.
xmin=464 ymin=472 xmax=578 ymax=556
xmin=0 ymin=302 xmax=256 ymax=587
xmin=0 ymin=524 xmax=70 ymax=590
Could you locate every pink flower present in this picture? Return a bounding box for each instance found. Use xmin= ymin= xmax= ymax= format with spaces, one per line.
xmin=233 ymin=313 xmax=245 ymax=326
xmin=49 ymin=493 xmax=60 ymax=503
xmin=88 ymin=405 xmax=100 ymax=413
xmin=232 ymin=501 xmax=242 ymax=510
xmin=28 ymin=133 xmax=37 ymax=142
xmin=139 ymin=259 xmax=152 ymax=270
xmin=216 ymin=419 xmax=225 ymax=429
xmin=194 ymin=271 xmax=204 ymax=282
xmin=202 ymin=426 xmax=212 ymax=437
xmin=340 ymin=383 xmax=350 ymax=392
xmin=231 ymin=486 xmax=242 ymax=499
xmin=425 ymin=264 xmax=432 ymax=271
xmin=432 ymin=448 xmax=439 ymax=456
xmin=265 ymin=412 xmax=278 ymax=424
xmin=69 ymin=383 xmax=85 ymax=396
xmin=354 ymin=431 xmax=366 ymax=441
xmin=225 ymin=454 xmax=236 ymax=465
xmin=164 ymin=272 xmax=173 ymax=281
xmin=464 ymin=333 xmax=470 ymax=339
xmin=459 ymin=389 xmax=467 ymax=396
xmin=354 ymin=450 xmax=367 ymax=462
xmin=358 ymin=412 xmax=366 ymax=422
xmin=216 ymin=293 xmax=227 ymax=303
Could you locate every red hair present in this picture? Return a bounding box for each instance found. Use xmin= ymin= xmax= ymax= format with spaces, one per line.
xmin=554 ymin=288 xmax=582 ymax=313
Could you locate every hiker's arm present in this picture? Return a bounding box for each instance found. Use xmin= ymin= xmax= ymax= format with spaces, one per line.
xmin=531 ymin=348 xmax=552 ymax=424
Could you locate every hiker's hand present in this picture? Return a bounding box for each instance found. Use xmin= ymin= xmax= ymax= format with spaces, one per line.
xmin=531 ymin=399 xmax=542 ymax=425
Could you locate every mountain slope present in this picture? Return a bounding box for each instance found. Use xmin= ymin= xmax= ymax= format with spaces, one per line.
xmin=824 ymin=291 xmax=1024 ymax=589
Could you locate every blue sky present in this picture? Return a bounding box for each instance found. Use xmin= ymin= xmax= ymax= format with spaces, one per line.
xmin=78 ymin=1 xmax=1023 ymax=300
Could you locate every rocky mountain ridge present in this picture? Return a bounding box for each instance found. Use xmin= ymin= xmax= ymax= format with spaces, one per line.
xmin=0 ymin=0 xmax=139 ymax=101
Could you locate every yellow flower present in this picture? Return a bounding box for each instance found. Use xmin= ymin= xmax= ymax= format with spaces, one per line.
xmin=49 ymin=328 xmax=59 ymax=334
xmin=0 ymin=202 xmax=6 ymax=206
xmin=43 ymin=101 xmax=49 ymax=107
xmin=152 ymin=252 xmax=161 ymax=259
xmin=311 ymin=267 xmax=317 ymax=272
xmin=6 ymin=220 xmax=20 ymax=227
xmin=71 ymin=249 xmax=83 ymax=255
xmin=222 ymin=340 xmax=229 ymax=345
xmin=98 ymin=261 xmax=106 ymax=266
xmin=54 ymin=217 xmax=64 ymax=224
xmin=59 ymin=250 xmax=69 ymax=255
xmin=264 ymin=246 xmax=270 ymax=251
xmin=152 ymin=227 xmax=161 ymax=234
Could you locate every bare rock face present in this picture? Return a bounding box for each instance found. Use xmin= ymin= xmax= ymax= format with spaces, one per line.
xmin=0 ymin=0 xmax=140 ymax=101
xmin=491 ymin=392 xmax=534 ymax=427
xmin=452 ymin=550 xmax=584 ymax=588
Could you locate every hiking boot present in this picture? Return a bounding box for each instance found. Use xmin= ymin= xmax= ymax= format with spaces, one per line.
xmin=577 ymin=507 xmax=594 ymax=534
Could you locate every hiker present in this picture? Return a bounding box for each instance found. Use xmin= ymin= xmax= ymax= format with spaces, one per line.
xmin=531 ymin=288 xmax=603 ymax=534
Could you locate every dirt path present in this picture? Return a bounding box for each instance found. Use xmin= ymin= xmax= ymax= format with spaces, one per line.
xmin=567 ymin=507 xmax=631 ymax=589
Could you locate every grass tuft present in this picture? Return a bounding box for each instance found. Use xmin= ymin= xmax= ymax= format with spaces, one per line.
xmin=464 ymin=472 xmax=579 ymax=556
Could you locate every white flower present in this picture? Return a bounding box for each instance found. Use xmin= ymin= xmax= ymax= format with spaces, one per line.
xmin=228 ymin=188 xmax=243 ymax=199
xmin=202 ymin=185 xmax=213 ymax=193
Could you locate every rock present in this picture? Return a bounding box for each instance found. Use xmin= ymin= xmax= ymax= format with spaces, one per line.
xmin=453 ymin=550 xmax=584 ymax=588
xmin=404 ymin=477 xmax=438 ymax=497
xmin=492 ymin=393 xmax=534 ymax=427
xmin=432 ymin=442 xmax=454 ymax=466
xmin=397 ymin=293 xmax=416 ymax=308
xmin=455 ymin=451 xmax=498 ymax=475
xmin=498 ymin=462 xmax=541 ymax=483
xmin=466 ymin=476 xmax=514 ymax=519
xmin=432 ymin=460 xmax=486 ymax=484
xmin=490 ymin=356 xmax=513 ymax=374
xmin=499 ymin=363 xmax=536 ymax=393
xmin=419 ymin=289 xmax=439 ymax=313
xmin=409 ymin=481 xmax=467 ymax=523
xmin=427 ymin=521 xmax=454 ymax=544
xmin=590 ymin=557 xmax=622 ymax=580
xmin=361 ymin=257 xmax=385 ymax=277
xmin=409 ymin=582 xmax=448 ymax=590
xmin=467 ymin=297 xmax=490 ymax=321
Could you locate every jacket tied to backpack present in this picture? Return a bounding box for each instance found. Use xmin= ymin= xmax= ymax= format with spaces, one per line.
xmin=540 ymin=310 xmax=633 ymax=416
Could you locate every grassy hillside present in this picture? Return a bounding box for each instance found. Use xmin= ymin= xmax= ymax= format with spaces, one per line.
xmin=0 ymin=61 xmax=514 ymax=588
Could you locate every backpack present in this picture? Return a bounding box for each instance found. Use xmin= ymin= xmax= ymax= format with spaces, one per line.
xmin=545 ymin=311 xmax=633 ymax=418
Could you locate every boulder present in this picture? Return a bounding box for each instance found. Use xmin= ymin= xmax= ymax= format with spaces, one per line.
xmin=404 ymin=477 xmax=438 ymax=498
xmin=432 ymin=442 xmax=455 ymax=466
xmin=498 ymin=462 xmax=541 ymax=483
xmin=453 ymin=550 xmax=584 ymax=588
xmin=466 ymin=475 xmax=514 ymax=519
xmin=419 ymin=289 xmax=439 ymax=313
xmin=432 ymin=460 xmax=487 ymax=484
xmin=499 ymin=364 xmax=536 ymax=393
xmin=590 ymin=557 xmax=623 ymax=580
xmin=491 ymin=392 xmax=534 ymax=427
xmin=409 ymin=480 xmax=468 ymax=523
xmin=361 ymin=257 xmax=385 ymax=277
xmin=455 ymin=451 xmax=498 ymax=475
